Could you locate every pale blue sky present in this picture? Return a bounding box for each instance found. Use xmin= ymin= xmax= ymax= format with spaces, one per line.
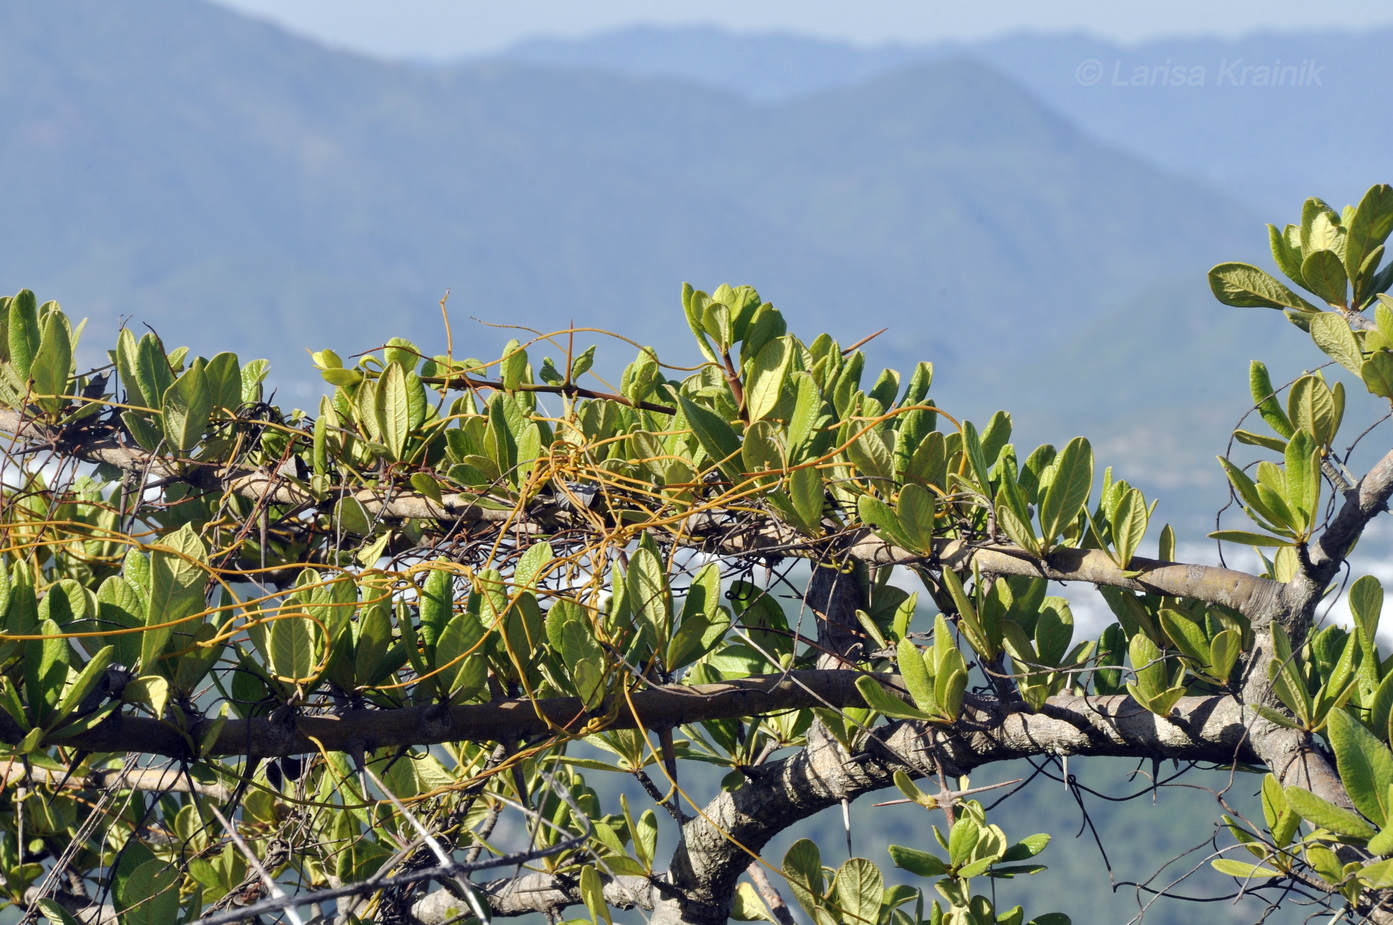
xmin=206 ymin=0 xmax=1393 ymax=60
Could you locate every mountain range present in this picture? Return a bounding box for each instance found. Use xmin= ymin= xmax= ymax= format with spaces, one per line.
xmin=1 ymin=1 xmax=1360 ymax=524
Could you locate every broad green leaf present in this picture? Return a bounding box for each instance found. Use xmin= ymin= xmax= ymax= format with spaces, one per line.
xmin=896 ymin=482 xmax=937 ymax=555
xmin=846 ymin=427 xmax=895 ymax=485
xmin=160 ymin=357 xmax=212 ymax=452
xmin=1283 ymin=430 xmax=1321 ymax=536
xmin=1158 ymin=608 xmax=1208 ymax=669
xmin=135 ymin=332 xmax=175 ymax=416
xmin=854 ymin=675 xmax=937 ymax=721
xmin=1362 ymin=351 xmax=1393 ymax=400
xmin=377 ymin=362 xmax=411 ymax=459
xmin=204 ymin=351 xmax=243 ymax=413
xmin=1209 ymin=262 xmax=1319 ymax=311
xmin=434 ymin=611 xmax=488 ymax=702
xmin=1208 ymin=629 xmax=1241 ymax=684
xmin=1110 ymin=486 xmax=1148 ymax=569
xmin=1346 ymin=184 xmax=1393 ymax=284
xmin=742 ymin=419 xmax=786 ymax=487
xmin=1039 ymin=437 xmax=1092 ymax=548
xmin=30 ymin=310 xmax=72 ymax=414
xmin=7 ymin=288 xmax=40 ymax=380
xmin=1289 ymin=375 xmax=1339 ymax=447
xmin=627 ymin=545 xmax=671 ymax=647
xmin=832 ymin=857 xmax=883 ymax=925
xmin=1351 ymin=575 xmax=1384 ymax=647
xmin=52 ymin=644 xmax=116 ymax=723
xmin=1302 ymin=250 xmax=1349 ymax=306
xmin=889 ymin=844 xmax=948 ymax=877
xmin=896 ymin=637 xmax=938 ymax=716
xmin=746 ymin=335 xmax=792 ymax=422
xmin=789 ymin=464 xmax=824 ymax=535
xmin=1309 ymin=312 xmax=1363 ymax=374
xmin=1208 ymin=529 xmax=1292 ymax=548
xmin=143 ymin=524 xmax=207 ymax=672
xmin=859 ymin=494 xmax=912 ymax=553
xmin=1249 ymin=360 xmax=1294 ymax=438
xmin=786 ymin=371 xmax=821 ymax=459
xmin=1211 ymin=858 xmax=1282 ymax=880
xmin=418 ymin=562 xmax=454 ymax=650
xmin=268 ymin=614 xmax=323 ymax=682
xmin=1327 ymin=708 xmax=1393 ymax=829
xmin=679 ymin=394 xmax=743 ymax=481
xmin=499 ymin=339 xmax=527 ymax=391
xmin=1283 ymin=785 xmax=1376 ymax=839
xmin=113 ymin=856 xmax=181 ymax=925
xmin=783 ymin=839 xmax=826 ymax=920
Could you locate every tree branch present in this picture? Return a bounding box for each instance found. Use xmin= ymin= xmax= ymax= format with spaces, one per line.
xmin=656 ymin=692 xmax=1259 ymax=924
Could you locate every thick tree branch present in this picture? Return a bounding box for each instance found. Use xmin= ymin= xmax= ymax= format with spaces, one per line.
xmin=6 ymin=670 xmax=868 ymax=759
xmin=656 ymin=692 xmax=1258 ymax=925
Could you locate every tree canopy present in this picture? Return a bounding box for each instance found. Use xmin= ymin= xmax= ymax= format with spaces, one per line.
xmin=6 ymin=187 xmax=1393 ymax=925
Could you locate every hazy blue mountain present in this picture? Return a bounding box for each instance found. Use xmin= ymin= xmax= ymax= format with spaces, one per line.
xmin=501 ymin=26 xmax=1388 ymax=216
xmin=0 ymin=4 xmax=1254 ymax=381
xmin=0 ymin=0 xmax=1276 ymax=525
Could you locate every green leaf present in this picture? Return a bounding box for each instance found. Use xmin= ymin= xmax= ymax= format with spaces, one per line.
xmin=418 ymin=562 xmax=454 ymax=651
xmin=112 ymin=856 xmax=181 ymax=925
xmin=783 ymin=839 xmax=826 ymax=920
xmin=30 ymin=309 xmax=72 ymax=415
xmin=1269 ymin=223 xmax=1307 ymax=289
xmin=569 ymin=344 xmax=597 ymax=381
xmin=1211 ymin=858 xmax=1282 ymax=880
xmin=1208 ymin=529 xmax=1292 ymax=548
xmin=855 ymin=675 xmax=937 ymax=721
xmin=746 ymin=335 xmax=792 ymax=422
xmin=1301 ymin=250 xmax=1349 ymax=306
xmin=679 ymin=394 xmax=743 ymax=481
xmin=896 ymin=637 xmax=938 ymax=716
xmin=832 ymin=857 xmax=883 ymax=925
xmin=52 ymin=645 xmax=116 ymax=723
xmin=434 ymin=611 xmax=488 ymax=702
xmin=1351 ymin=575 xmax=1383 ymax=647
xmin=1326 ymin=708 xmax=1393 ymax=829
xmin=1249 ymin=360 xmax=1294 ymax=438
xmin=1310 ymin=312 xmax=1363 ymax=374
xmin=160 ymin=357 xmax=212 ymax=453
xmin=205 ymin=351 xmax=244 ymax=413
xmin=268 ymin=614 xmax=323 ymax=683
xmin=1283 ymin=429 xmax=1320 ymax=536
xmin=7 ymin=289 xmax=40 ymax=380
xmin=1209 ymin=262 xmax=1319 ymax=311
xmin=895 ymin=482 xmax=937 ymax=555
xmin=579 ymin=865 xmax=613 ymax=925
xmin=859 ymin=494 xmax=912 ymax=553
xmin=889 ymin=844 xmax=948 ymax=877
xmin=499 ymin=339 xmax=527 ymax=391
xmin=1208 ymin=630 xmax=1241 ymax=684
xmin=1039 ymin=437 xmax=1092 ymax=548
xmin=143 ymin=524 xmax=207 ymax=672
xmin=1363 ymin=349 xmax=1393 ymax=400
xmin=377 ymin=362 xmax=411 ymax=459
xmin=1283 ymin=785 xmax=1377 ymax=839
xmin=788 ymin=464 xmax=824 ymax=535
xmin=627 ymin=545 xmax=671 ymax=650
xmin=1346 ymin=184 xmax=1393 ymax=286
xmin=1289 ymin=375 xmax=1340 ymax=448
xmin=846 ymin=427 xmax=895 ymax=486
xmin=1110 ymin=486 xmax=1148 ymax=569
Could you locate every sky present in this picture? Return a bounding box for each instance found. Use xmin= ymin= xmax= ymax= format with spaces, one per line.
xmin=207 ymin=0 xmax=1393 ymax=61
